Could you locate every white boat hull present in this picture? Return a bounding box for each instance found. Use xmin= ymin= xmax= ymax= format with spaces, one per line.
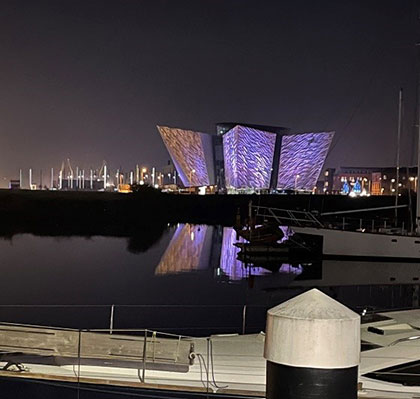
xmin=291 ymin=226 xmax=420 ymax=260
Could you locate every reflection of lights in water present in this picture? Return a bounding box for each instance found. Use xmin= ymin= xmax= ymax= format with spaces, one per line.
xmin=155 ymin=224 xmax=207 ymax=275
xmin=278 ymin=263 xmax=303 ymax=275
xmin=220 ymin=227 xmax=270 ymax=281
xmin=278 ymin=226 xmax=294 ymax=243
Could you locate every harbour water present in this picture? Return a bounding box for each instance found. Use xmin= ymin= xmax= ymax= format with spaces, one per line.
xmin=0 ymin=224 xmax=419 ymax=335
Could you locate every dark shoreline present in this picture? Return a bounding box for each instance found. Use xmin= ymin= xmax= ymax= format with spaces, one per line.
xmin=0 ymin=188 xmax=411 ymax=239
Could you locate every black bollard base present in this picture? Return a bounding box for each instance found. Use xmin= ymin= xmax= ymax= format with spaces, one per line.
xmin=266 ymin=360 xmax=358 ymax=399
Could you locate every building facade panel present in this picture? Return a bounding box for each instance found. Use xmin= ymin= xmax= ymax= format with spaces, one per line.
xmin=157 ymin=126 xmax=211 ymax=187
xmin=223 ymin=125 xmax=276 ymax=190
xmin=277 ymin=132 xmax=334 ymax=191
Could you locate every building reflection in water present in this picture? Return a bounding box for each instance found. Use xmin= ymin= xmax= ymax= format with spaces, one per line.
xmin=155 ymin=224 xmax=302 ymax=281
xmin=218 ymin=227 xmax=271 ymax=280
xmin=155 ymin=224 xmax=213 ymax=275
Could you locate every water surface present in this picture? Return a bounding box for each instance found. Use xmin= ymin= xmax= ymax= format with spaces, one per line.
xmin=0 ymin=224 xmax=418 ymax=334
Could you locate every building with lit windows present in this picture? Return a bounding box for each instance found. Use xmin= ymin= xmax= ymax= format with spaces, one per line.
xmin=157 ymin=123 xmax=334 ymax=193
xmin=320 ymin=166 xmax=418 ymax=196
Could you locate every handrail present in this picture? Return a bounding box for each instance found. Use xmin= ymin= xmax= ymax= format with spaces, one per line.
xmin=0 ymin=304 xmax=266 ymax=337
xmin=253 ymin=205 xmax=323 ymax=227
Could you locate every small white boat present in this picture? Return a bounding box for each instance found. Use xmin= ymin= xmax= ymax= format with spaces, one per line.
xmin=291 ymin=225 xmax=420 ymax=261
xmin=252 ymin=205 xmax=420 ymax=261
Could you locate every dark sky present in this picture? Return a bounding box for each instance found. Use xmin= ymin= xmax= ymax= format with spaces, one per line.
xmin=0 ymin=0 xmax=418 ymax=184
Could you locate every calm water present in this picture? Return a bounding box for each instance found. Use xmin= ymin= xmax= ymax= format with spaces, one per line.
xmin=1 ymin=224 xmax=419 ymax=334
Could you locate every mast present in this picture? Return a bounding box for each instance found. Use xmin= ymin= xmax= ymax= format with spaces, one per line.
xmin=395 ymin=88 xmax=403 ymax=224
xmin=417 ymin=43 xmax=420 ymax=233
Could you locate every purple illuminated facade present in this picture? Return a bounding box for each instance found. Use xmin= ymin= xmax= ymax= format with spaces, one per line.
xmin=157 ymin=126 xmax=214 ymax=187
xmin=277 ymin=132 xmax=334 ymax=191
xmin=223 ymin=126 xmax=276 ymax=190
xmin=158 ymin=124 xmax=333 ymax=191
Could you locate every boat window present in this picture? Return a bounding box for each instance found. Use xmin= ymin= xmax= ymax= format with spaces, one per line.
xmin=364 ymin=360 xmax=420 ymax=386
xmin=391 ymin=239 xmax=397 ymax=242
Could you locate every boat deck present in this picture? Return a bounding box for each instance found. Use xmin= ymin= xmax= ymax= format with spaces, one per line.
xmin=0 ymin=323 xmax=266 ymax=396
xmin=2 ymin=319 xmax=420 ymax=398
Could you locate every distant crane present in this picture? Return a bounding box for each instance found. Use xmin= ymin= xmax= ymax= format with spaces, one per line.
xmin=59 ymin=159 xmax=74 ymax=190
xmin=98 ymin=160 xmax=107 ymax=190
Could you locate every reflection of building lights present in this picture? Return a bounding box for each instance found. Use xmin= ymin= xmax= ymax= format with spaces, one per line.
xmin=142 ymin=168 xmax=147 ymax=173
xmin=139 ymin=180 xmax=144 ymax=185
xmin=410 ymin=176 xmax=415 ymax=182
xmin=190 ymin=232 xmax=194 ymax=241
xmin=154 ymin=184 xmax=159 ymax=188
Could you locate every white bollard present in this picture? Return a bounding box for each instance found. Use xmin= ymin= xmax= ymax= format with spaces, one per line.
xmin=264 ymin=288 xmax=360 ymax=399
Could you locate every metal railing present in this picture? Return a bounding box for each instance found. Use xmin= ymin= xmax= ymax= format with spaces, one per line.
xmin=252 ymin=205 xmax=323 ymax=227
xmin=0 ymin=304 xmax=269 ymax=336
xmin=0 ymin=320 xmax=266 ymax=397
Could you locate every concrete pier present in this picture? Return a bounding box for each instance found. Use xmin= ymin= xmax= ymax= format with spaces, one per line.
xmin=264 ymin=288 xmax=360 ymax=399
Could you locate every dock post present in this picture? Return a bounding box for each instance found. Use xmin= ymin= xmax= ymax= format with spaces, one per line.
xmin=264 ymin=288 xmax=360 ymax=399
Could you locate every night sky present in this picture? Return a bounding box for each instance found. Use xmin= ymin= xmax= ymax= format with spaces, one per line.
xmin=0 ymin=0 xmax=418 ymax=185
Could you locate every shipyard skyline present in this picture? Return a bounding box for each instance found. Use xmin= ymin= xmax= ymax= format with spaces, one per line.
xmin=0 ymin=0 xmax=418 ymax=181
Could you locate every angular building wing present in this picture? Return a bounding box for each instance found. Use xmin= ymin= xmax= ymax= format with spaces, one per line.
xmin=223 ymin=125 xmax=276 ymax=190
xmin=158 ymin=124 xmax=333 ymax=192
xmin=277 ymin=132 xmax=334 ymax=191
xmin=157 ymin=126 xmax=214 ymax=187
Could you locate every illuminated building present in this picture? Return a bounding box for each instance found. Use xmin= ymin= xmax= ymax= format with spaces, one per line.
xmin=157 ymin=123 xmax=334 ymax=193
xmin=222 ymin=125 xmax=276 ymax=190
xmin=277 ymin=132 xmax=334 ymax=191
xmin=320 ymin=166 xmax=418 ymax=196
xmin=157 ymin=126 xmax=215 ymax=187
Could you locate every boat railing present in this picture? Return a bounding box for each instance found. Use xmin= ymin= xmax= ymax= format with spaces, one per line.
xmin=252 ymin=205 xmax=324 ymax=227
xmin=322 ymin=214 xmax=408 ymax=234
xmin=0 ymin=303 xmax=268 ymax=336
xmin=252 ymin=205 xmax=408 ymax=235
xmin=0 ymin=312 xmax=267 ymax=396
